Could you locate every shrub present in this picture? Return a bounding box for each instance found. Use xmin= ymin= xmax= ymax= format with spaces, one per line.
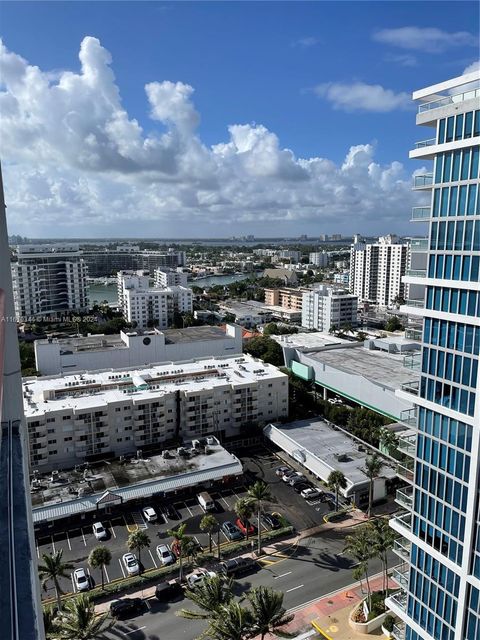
xmin=383 ymin=614 xmax=395 ymax=632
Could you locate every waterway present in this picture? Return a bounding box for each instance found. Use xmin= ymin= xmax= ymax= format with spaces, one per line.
xmin=88 ymin=272 xmax=254 ymax=305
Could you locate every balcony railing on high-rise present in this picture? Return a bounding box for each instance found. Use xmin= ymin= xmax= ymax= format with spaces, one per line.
xmin=392 ymin=621 xmax=406 ymax=640
xmin=405 ymin=268 xmax=427 ymax=278
xmin=393 ymin=537 xmax=412 ymax=562
xmin=411 ymin=206 xmax=431 ymax=221
xmin=400 ymin=407 xmax=417 ymax=427
xmin=397 ymin=461 xmax=415 ymax=483
xmin=396 ymin=485 xmax=414 ymax=509
xmin=418 ymin=87 xmax=480 ymax=113
xmin=414 ymin=138 xmax=436 ymax=149
xmin=401 ymin=380 xmax=420 ymax=396
xmin=397 ymin=433 xmax=417 ymax=457
xmin=413 ymin=174 xmax=433 ymax=188
xmin=409 ymin=238 xmax=428 ymax=252
xmin=403 ymin=351 xmax=422 ymax=370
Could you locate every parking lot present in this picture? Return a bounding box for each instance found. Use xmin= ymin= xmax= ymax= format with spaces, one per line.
xmin=36 ymin=445 xmax=332 ymax=600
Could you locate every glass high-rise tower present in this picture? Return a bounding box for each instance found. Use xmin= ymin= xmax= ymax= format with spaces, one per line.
xmin=386 ymin=72 xmax=480 ymax=640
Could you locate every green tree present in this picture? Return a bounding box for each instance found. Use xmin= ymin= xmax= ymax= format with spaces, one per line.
xmin=167 ymin=523 xmax=191 ymax=582
xmin=208 ymin=602 xmax=253 ymax=640
xmin=368 ymin=518 xmax=395 ymax=597
xmin=247 ymin=586 xmax=295 ymax=640
xmin=43 ymin=605 xmax=59 ymax=639
xmin=344 ymin=527 xmax=375 ymax=609
xmin=327 ymin=470 xmax=347 ymax=512
xmin=362 ymin=454 xmax=384 ymax=519
xmin=88 ymin=546 xmax=112 ymax=591
xmin=200 ymin=514 xmax=218 ymax=553
xmin=385 ymin=316 xmax=402 ymax=332
xmin=177 ymin=574 xmax=234 ymax=621
xmin=247 ymin=481 xmax=273 ymax=555
xmin=234 ymin=497 xmax=255 ymax=541
xmin=244 ymin=336 xmax=284 ymax=367
xmin=126 ymin=530 xmax=151 ymax=571
xmin=55 ymin=593 xmax=110 ymax=639
xmin=38 ymin=549 xmax=74 ymax=611
xmin=379 ymin=427 xmax=399 ymax=457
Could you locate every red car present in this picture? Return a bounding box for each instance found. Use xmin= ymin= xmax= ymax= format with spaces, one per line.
xmin=235 ymin=518 xmax=257 ymax=536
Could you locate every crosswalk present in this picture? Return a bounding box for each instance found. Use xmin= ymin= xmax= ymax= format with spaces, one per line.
xmin=131 ymin=511 xmax=148 ymax=530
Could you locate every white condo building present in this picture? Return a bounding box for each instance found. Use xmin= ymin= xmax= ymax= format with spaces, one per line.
xmin=154 ymin=268 xmax=188 ymax=288
xmin=385 ymin=73 xmax=480 ymax=640
xmin=117 ymin=271 xmax=193 ymax=328
xmin=309 ymin=251 xmax=330 ymax=268
xmin=301 ymin=285 xmax=358 ymax=332
xmin=11 ymin=244 xmax=89 ymax=319
xmin=24 ymin=354 xmax=288 ymax=472
xmin=350 ymin=234 xmax=408 ymax=306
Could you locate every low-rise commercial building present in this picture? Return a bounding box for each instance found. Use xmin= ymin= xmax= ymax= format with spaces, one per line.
xmin=24 ymin=354 xmax=288 ymax=472
xmin=301 ymin=285 xmax=358 ymax=332
xmin=34 ymin=324 xmax=243 ymax=375
xmin=264 ymin=419 xmax=396 ymax=508
xmin=219 ymin=301 xmax=273 ymax=327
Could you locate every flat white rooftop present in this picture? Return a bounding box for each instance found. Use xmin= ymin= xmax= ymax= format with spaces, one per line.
xmin=24 ymin=354 xmax=285 ymax=417
xmin=271 ymin=331 xmax=355 ymax=350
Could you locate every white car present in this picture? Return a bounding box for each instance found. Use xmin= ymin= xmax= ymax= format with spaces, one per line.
xmin=156 ymin=544 xmax=176 ymax=566
xmin=186 ymin=568 xmax=216 ymax=589
xmin=73 ymin=567 xmax=90 ymax=592
xmin=92 ymin=522 xmax=107 ymax=540
xmin=282 ymin=470 xmax=300 ymax=482
xmin=122 ymin=553 xmax=140 ymax=576
xmin=301 ymin=487 xmax=323 ymax=500
xmin=142 ymin=506 xmax=157 ymax=523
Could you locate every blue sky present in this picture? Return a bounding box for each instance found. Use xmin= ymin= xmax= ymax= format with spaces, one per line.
xmin=1 ymin=1 xmax=478 ymax=238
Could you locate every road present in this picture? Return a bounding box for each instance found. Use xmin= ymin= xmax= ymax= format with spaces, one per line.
xmin=103 ymin=529 xmax=397 ymax=640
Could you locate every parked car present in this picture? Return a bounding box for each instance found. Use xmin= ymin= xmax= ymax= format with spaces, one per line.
xmin=281 ymin=469 xmax=299 ymax=482
xmin=221 ymin=521 xmax=243 ymax=541
xmin=301 ymin=487 xmax=323 ymax=500
xmin=92 ymin=521 xmax=107 ymax=540
xmin=219 ymin=557 xmax=257 ymax=577
xmin=110 ymin=598 xmax=144 ymax=619
xmin=163 ymin=504 xmax=179 ymax=520
xmin=275 ymin=465 xmax=291 ymax=477
xmin=73 ymin=567 xmax=90 ymax=592
xmin=156 ymin=544 xmax=176 ymax=566
xmin=262 ymin=513 xmax=281 ymax=530
xmin=293 ymin=481 xmax=313 ymax=494
xmin=235 ymin=518 xmax=257 ymax=536
xmin=186 ymin=568 xmax=216 ymax=590
xmin=142 ymin=506 xmax=157 ymax=522
xmin=122 ymin=553 xmax=140 ymax=575
xmin=288 ymin=474 xmax=307 ymax=486
xmin=155 ymin=580 xmax=183 ymax=602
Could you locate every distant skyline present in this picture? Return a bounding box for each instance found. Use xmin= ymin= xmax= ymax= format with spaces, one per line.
xmin=1 ymin=1 xmax=478 ymax=238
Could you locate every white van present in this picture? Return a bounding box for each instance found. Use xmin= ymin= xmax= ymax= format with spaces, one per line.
xmin=197 ymin=491 xmax=215 ymax=512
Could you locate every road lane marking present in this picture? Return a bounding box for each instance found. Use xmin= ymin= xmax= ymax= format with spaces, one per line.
xmin=66 ymin=531 xmax=72 ymax=551
xmin=125 ymin=628 xmax=146 ymax=635
xmin=286 ymin=584 xmax=304 ymax=593
xmin=81 ymin=528 xmax=86 ymax=546
xmin=148 ymin=549 xmax=157 ymax=568
xmin=118 ymin=558 xmax=126 ymax=579
xmin=274 ymin=571 xmax=292 ymax=579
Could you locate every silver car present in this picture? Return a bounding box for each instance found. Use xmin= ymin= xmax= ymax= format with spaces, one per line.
xmin=92 ymin=521 xmax=107 ymax=540
xmin=122 ymin=553 xmax=140 ymax=576
xmin=73 ymin=567 xmax=90 ymax=592
xmin=156 ymin=544 xmax=176 ymax=566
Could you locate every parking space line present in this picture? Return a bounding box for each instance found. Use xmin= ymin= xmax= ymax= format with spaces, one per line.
xmin=51 ymin=536 xmax=56 ymax=554
xmin=35 ymin=541 xmax=39 ymax=559
xmin=220 ymin=496 xmax=231 ymax=509
xmin=104 ymin=566 xmax=111 ymax=584
xmin=65 ymin=531 xmax=71 ymax=551
xmin=125 ymin=628 xmax=146 ymax=636
xmin=184 ymin=502 xmax=194 ymax=517
xmin=232 ymin=488 xmax=241 ymax=499
xmin=148 ymin=549 xmax=158 ymax=569
xmin=109 ymin=521 xmax=116 ymax=538
xmin=274 ymin=571 xmax=292 ymax=579
xmin=81 ymin=528 xmax=87 ymax=546
xmin=286 ymin=584 xmax=304 ymax=593
xmin=118 ymin=558 xmax=126 ymax=579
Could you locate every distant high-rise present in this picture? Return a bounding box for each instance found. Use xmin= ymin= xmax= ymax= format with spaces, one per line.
xmin=386 ymin=71 xmax=480 ymax=640
xmin=11 ymin=244 xmax=89 ymax=319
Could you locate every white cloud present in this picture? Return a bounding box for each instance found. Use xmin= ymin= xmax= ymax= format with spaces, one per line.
xmin=291 ymin=36 xmax=319 ymax=48
xmin=463 ymin=60 xmax=480 ymax=75
xmin=373 ymin=26 xmax=477 ymax=53
xmin=314 ymin=81 xmax=411 ymax=112
xmin=0 ymin=36 xmax=421 ymax=237
xmin=385 ymin=53 xmax=418 ymax=67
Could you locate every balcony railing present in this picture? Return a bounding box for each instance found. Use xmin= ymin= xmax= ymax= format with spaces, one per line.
xmin=397 ymin=462 xmax=415 ymax=483
xmin=405 ymin=268 xmax=427 ymax=278
xmin=413 ymin=174 xmax=433 ymax=188
xmin=404 ymin=327 xmax=422 ymax=340
xmin=404 ymin=298 xmax=424 ymax=309
xmin=397 ymin=433 xmax=416 ymax=457
xmin=386 ymin=589 xmax=408 ymax=613
xmin=393 ymin=537 xmax=411 ymax=561
xmin=411 ymin=206 xmax=431 ymax=221
xmin=392 ymin=564 xmax=410 ymax=590
xmin=403 ymin=351 xmax=422 ymax=370
xmin=418 ymin=88 xmax=480 ymax=113
xmin=392 ymin=622 xmax=406 ymax=640
xmin=396 ymin=486 xmax=414 ymax=509
xmin=392 ymin=512 xmax=413 ymax=536
xmin=414 ymin=138 xmax=436 ymax=149
xmin=409 ymin=238 xmax=428 ymax=252
xmin=400 ymin=408 xmax=417 ymax=427
xmin=401 ymin=380 xmax=419 ymax=396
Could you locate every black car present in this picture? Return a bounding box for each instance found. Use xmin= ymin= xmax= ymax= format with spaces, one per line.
xmin=163 ymin=504 xmax=179 ymax=520
xmin=262 ymin=513 xmax=281 ymax=530
xmin=293 ymin=481 xmax=313 ymax=494
xmin=110 ymin=598 xmax=144 ymax=619
xmin=155 ymin=580 xmax=184 ymax=602
xmin=219 ymin=557 xmax=257 ymax=577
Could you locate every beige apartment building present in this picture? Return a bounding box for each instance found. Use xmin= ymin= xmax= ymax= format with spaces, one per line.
xmin=264 ymin=287 xmax=308 ymax=311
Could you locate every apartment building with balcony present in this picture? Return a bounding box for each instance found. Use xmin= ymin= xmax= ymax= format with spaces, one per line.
xmin=309 ymin=251 xmax=330 ymax=268
xmin=82 ymin=246 xmax=186 ymax=277
xmin=23 ymin=354 xmax=288 ymax=472
xmin=264 ymin=287 xmax=307 ymax=311
xmin=301 ymin=285 xmax=358 ymax=332
xmin=386 ymin=71 xmax=480 ymax=640
xmin=154 ymin=268 xmax=188 ymax=288
xmin=11 ymin=244 xmax=89 ymax=319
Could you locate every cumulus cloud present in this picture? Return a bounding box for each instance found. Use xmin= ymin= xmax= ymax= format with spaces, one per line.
xmin=463 ymin=60 xmax=480 ymax=75
xmin=314 ymin=81 xmax=411 ymax=112
xmin=0 ymin=36 xmax=421 ymax=236
xmin=291 ymin=36 xmax=319 ymax=48
xmin=373 ymin=26 xmax=477 ymax=53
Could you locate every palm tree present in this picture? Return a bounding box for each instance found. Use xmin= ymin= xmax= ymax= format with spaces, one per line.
xmin=362 ymin=454 xmax=383 ymax=518
xmin=344 ymin=527 xmax=375 ymax=609
xmin=88 ymin=546 xmax=112 ymax=590
xmin=248 ymin=586 xmax=295 ymax=640
xmin=200 ymin=514 xmax=218 ymax=553
xmin=43 ymin=604 xmax=58 ymax=639
xmin=369 ymin=517 xmax=395 ymax=596
xmin=38 ymin=549 xmax=74 ymax=611
xmin=55 ymin=593 xmax=110 ymax=639
xmin=177 ymin=574 xmax=234 ymax=621
xmin=235 ymin=497 xmax=255 ymax=541
xmin=379 ymin=427 xmax=399 ymax=458
xmin=327 ymin=470 xmax=347 ymax=512
xmin=208 ymin=602 xmax=253 ymax=640
xmin=126 ymin=530 xmax=151 ymax=572
xmin=247 ymin=481 xmax=273 ymax=554
xmin=167 ymin=523 xmax=191 ymax=582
